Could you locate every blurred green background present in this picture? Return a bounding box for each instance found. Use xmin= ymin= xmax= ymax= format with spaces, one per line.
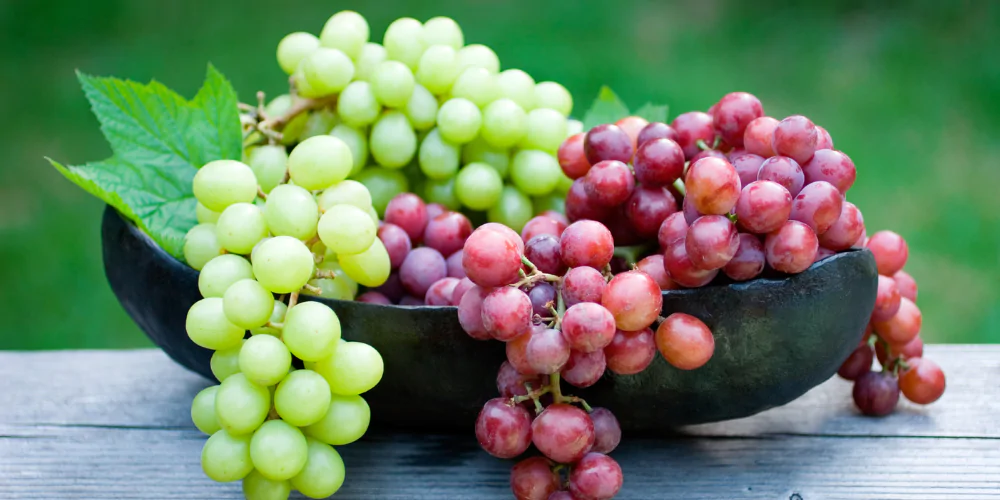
xmin=1 ymin=0 xmax=997 ymax=349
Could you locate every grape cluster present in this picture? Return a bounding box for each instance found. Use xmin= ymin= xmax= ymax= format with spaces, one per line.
xmin=838 ymin=231 xmax=946 ymax=416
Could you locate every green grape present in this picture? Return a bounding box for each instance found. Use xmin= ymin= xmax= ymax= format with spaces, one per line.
xmin=369 ymin=111 xmax=417 ymax=168
xmin=451 ymin=67 xmax=498 ymax=108
xmin=416 ymin=45 xmax=460 ymax=95
xmin=481 ymin=98 xmax=527 ymax=148
xmin=520 ymin=108 xmax=568 ymax=153
xmin=215 ymin=373 xmax=270 ymax=436
xmin=287 ymin=135 xmax=353 ymax=190
xmin=264 ymin=184 xmax=319 ymax=241
xmin=247 ymin=145 xmax=289 ymax=194
xmin=353 ymin=42 xmax=387 ymax=82
xmin=276 ymin=32 xmax=320 ymax=75
xmin=403 ymin=83 xmax=438 ymax=131
xmin=318 ymin=204 xmax=377 ymax=255
xmin=383 ymin=17 xmax=425 ymax=71
xmin=317 ymin=180 xmax=373 ymax=212
xmin=313 ymin=341 xmax=384 ymax=395
xmin=186 ymin=298 xmax=245 ymax=350
xmin=290 ymin=439 xmax=346 ymax=499
xmin=566 ymin=118 xmax=584 ymax=137
xmin=534 ymin=81 xmax=574 ymax=116
xmin=533 ymin=192 xmax=566 ymax=215
xmin=371 ymin=60 xmax=415 ymax=108
xmin=282 ymin=302 xmax=341 ymax=361
xmin=216 ymin=203 xmax=268 ymax=255
xmin=511 ymin=149 xmax=561 ymax=196
xmin=210 ymin=341 xmax=244 ymax=382
xmin=337 ymin=81 xmax=381 ymax=128
xmin=265 ymin=95 xmax=309 ymax=145
xmin=488 ymin=186 xmax=534 ymax=233
xmin=437 ymin=98 xmax=481 ymax=144
xmin=201 ymin=429 xmax=253 ymax=482
xmin=457 ymin=44 xmax=500 ymax=74
xmin=250 ymin=420 xmax=309 ymax=481
xmin=193 ymin=160 xmax=258 ymax=212
xmin=191 ymin=385 xmax=221 ymax=435
xmin=352 ymin=167 xmax=409 ymax=215
xmin=309 ymin=261 xmax=359 ymax=300
xmin=319 ymin=10 xmax=369 ymax=59
xmin=183 ymin=223 xmax=224 ymax=270
xmin=300 ymin=109 xmax=339 ymax=140
xmin=196 ymin=202 xmax=221 ymax=224
xmin=461 ymin=136 xmax=510 ymax=178
xmin=242 ymin=469 xmax=291 ymax=500
xmin=555 ymin=171 xmax=573 ymax=194
xmin=223 ymin=279 xmax=275 ymax=330
xmin=304 ymin=394 xmax=370 ymax=446
xmin=198 ymin=254 xmax=254 ymax=298
xmin=337 ymin=238 xmax=391 ymax=287
xmin=423 ymin=177 xmax=462 ymax=210
xmin=239 ymin=333 xmax=291 ymax=386
xmin=422 ymin=16 xmax=464 ymax=50
xmin=455 ymin=162 xmax=503 ymax=210
xmin=251 ymin=236 xmax=315 ymax=294
xmin=329 ymin=124 xmax=369 ymax=175
xmin=250 ymin=301 xmax=287 ymax=336
xmin=274 ymin=370 xmax=332 ymax=426
xmin=365 ymin=205 xmax=380 ymax=224
xmin=418 ymin=128 xmax=460 ymax=179
xmin=496 ymin=69 xmax=536 ymax=111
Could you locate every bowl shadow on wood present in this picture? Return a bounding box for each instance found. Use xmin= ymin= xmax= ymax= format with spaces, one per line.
xmin=101 ymin=206 xmax=877 ymax=433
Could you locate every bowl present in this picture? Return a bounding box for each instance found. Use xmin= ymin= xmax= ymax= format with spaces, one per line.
xmin=101 ymin=206 xmax=877 ymax=432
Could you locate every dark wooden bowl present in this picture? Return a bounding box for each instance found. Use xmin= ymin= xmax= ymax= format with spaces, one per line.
xmin=101 ymin=206 xmax=877 ymax=432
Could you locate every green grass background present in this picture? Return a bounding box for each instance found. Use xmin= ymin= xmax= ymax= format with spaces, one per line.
xmin=1 ymin=0 xmax=997 ymax=349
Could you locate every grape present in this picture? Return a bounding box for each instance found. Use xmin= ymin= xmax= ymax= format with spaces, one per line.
xmin=277 ymin=32 xmax=320 ymax=75
xmin=526 ymin=282 xmax=557 ymax=318
xmin=757 ymin=155 xmax=804 ymax=197
xmin=655 ymin=313 xmax=714 ymax=370
xmin=689 ymin=149 xmax=727 ymax=165
xmin=557 ymin=133 xmax=590 ymax=180
xmin=196 ymin=203 xmax=221 ymax=225
xmin=510 ymin=149 xmax=562 ymax=196
xmin=319 ymin=10 xmax=368 ymax=59
xmin=357 ymin=291 xmax=392 ymax=305
xmin=186 ymin=298 xmax=245 ymax=351
xmin=291 ymin=438 xmax=346 ymax=498
xmin=223 ymin=279 xmax=275 ymax=331
xmin=314 ymin=341 xmax=384 ymax=395
xmin=324 ymin=130 xmax=366 ymax=177
xmin=818 ymin=201 xmax=864 ymax=251
xmin=423 ymin=177 xmax=462 ymax=210
xmin=495 ymin=69 xmax=536 ymax=110
xmin=417 ymin=45 xmax=460 ymax=95
xmin=681 ymin=196 xmax=703 ymax=225
xmin=251 ymin=236 xmax=314 ymax=293
xmin=191 ymin=386 xmax=222 ymax=435
xmin=462 ymin=228 xmax=522 ymax=289
xmin=425 ymin=277 xmax=460 ymax=306
xmin=308 ymin=260 xmax=359 ymax=301
xmin=853 ymin=371 xmax=899 ymax=416
xmin=250 ymin=301 xmax=288 ymax=336
xmin=424 ymin=211 xmax=472 ymax=256
xmin=193 ymin=160 xmax=258 ymax=212
xmin=583 ymin=124 xmax=632 ymax=165
xmin=560 ymin=220 xmax=614 ymax=269
xmin=632 ymin=138 xmax=684 ymax=188
xmin=636 ymin=254 xmax=677 ymax=290
xmin=403 ymin=83 xmax=439 ymax=131
xmin=299 ymin=48 xmax=354 ymax=97
xmin=581 ymin=160 xmax=634 ymax=207
xmin=658 ymin=212 xmax=689 ymax=248
xmin=249 ymin=420 xmax=309 ymax=481
xmin=671 ymin=111 xmax=715 ymax=160
xmin=435 ymin=98 xmax=480 ymax=144
xmin=729 ymin=152 xmax=765 ymax=189
xmin=838 ymin=344 xmax=874 ymax=381
xmin=383 ymin=193 xmax=429 ymax=241
xmin=463 ymin=136 xmax=511 ymax=177
xmin=814 ymin=125 xmax=834 ymax=150
xmin=354 ymin=167 xmax=409 ymax=215
xmin=789 ymin=181 xmax=843 ymax=235
xmin=562 ymin=267 xmax=607 ymax=308
xmin=414 ymin=130 xmax=460 ymax=180
xmin=712 ymin=92 xmax=764 ymax=148
xmin=446 ymin=251 xmax=466 ymax=279
xmin=383 ymin=17 xmax=425 ymax=70
xmin=894 ymin=270 xmax=918 ymax=302
xmin=510 ymin=456 xmax=559 ymax=500
xmin=201 ymin=430 xmax=253 ymax=482
xmin=457 ymin=44 xmax=500 ymax=74
xmin=248 ymin=145 xmax=289 ymax=194
xmin=370 ymin=111 xmax=418 ymax=168
xmin=235 ymin=335 xmax=289 ymax=387
xmin=604 ymin=327 xmax=656 ymax=375
xmin=549 ymin=492 xmax=573 ymax=500
xmin=400 ymin=247 xmax=448 ymax=298
xmin=261 ymin=185 xmax=316 ymax=241
xmin=281 ymin=301 xmax=341 ymax=362
xmin=569 ymin=452 xmax=623 ymax=500
xmin=305 ymin=394 xmax=371 ymax=446
xmin=451 ymin=277 xmax=476 ymax=305
xmin=601 ymin=271 xmax=663 ymax=331
xmin=496 ymin=361 xmax=545 ymax=399
xmin=482 ymin=98 xmax=528 ymax=148
xmin=287 ymin=135 xmax=353 ymax=190
xmin=524 ymin=327 xmax=571 ymax=374
xmin=561 ymin=348 xmax=607 ymax=388
xmin=686 ymin=157 xmax=742 ymax=215
xmin=615 ymin=116 xmax=649 ymax=150
xmin=723 ymin=233 xmax=766 ymax=281
xmin=533 ymin=81 xmax=572 ymax=116
xmin=458 ymin=286 xmax=492 ymax=340
xmin=802 ymin=149 xmax=856 ymax=193
xmin=764 ymin=220 xmax=818 ymax=274
xmin=242 ymin=469 xmax=291 ymax=500
xmin=664 ymin=238 xmax=718 ymax=287
xmin=481 ymin=286 xmax=532 ymax=341
xmin=899 ymin=358 xmax=945 ymax=404
xmin=265 ymin=95 xmax=308 ymax=145
xmin=589 ymin=408 xmax=622 ymax=455
xmin=198 ymin=254 xmax=253 ymax=299
xmin=274 ymin=370 xmax=332 ymax=427
xmin=872 ymin=275 xmax=902 ymax=322
xmin=354 ymin=42 xmax=388 ymax=82
xmin=318 ymin=180 xmax=371 ymax=213
xmin=637 ymin=121 xmax=679 ymax=148
xmin=506 ymin=329 xmax=537 ymax=375
xmin=735 ymin=180 xmax=792 ymax=234
xmin=421 ymin=15 xmax=464 ymax=48
xmin=317 ymin=204 xmax=377 ymax=255
xmin=371 ymin=60 xmax=415 ymax=108
xmin=562 ymin=303 xmax=616 ymax=353
xmin=215 ymin=373 xmax=270 ymax=435
xmin=524 ymin=234 xmax=566 ymax=275
xmin=521 ymin=108 xmax=568 ymax=153
xmin=684 ymin=215 xmax=739 ymax=271
xmin=866 ymin=230 xmax=909 ymax=276
xmin=873 ymin=297 xmax=921 ymax=346
xmin=338 ymin=236 xmax=392 ymax=287
xmin=522 ymin=215 xmax=567 ymax=242
xmin=337 ymin=81 xmax=381 ymax=127
xmin=743 ymin=116 xmax=779 ymax=157
xmin=531 ymin=403 xmax=595 ymax=463
xmin=771 ymin=115 xmax=818 ymax=164
xmin=476 ymin=398 xmax=533 ymax=459
xmin=210 ymin=344 xmax=241 ymax=384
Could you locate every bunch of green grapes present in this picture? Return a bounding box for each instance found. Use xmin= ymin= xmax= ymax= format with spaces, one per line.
xmin=269 ymin=10 xmax=580 ymax=232
xmin=181 ymin=129 xmax=388 ymax=498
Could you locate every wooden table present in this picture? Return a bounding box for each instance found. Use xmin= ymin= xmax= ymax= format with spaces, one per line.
xmin=1 ymin=346 xmax=997 ymax=499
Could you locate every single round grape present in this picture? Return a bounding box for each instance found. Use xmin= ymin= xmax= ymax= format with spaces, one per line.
xmin=560 ymin=220 xmax=614 ymax=269
xmin=524 ymin=234 xmax=566 ymax=276
xmin=183 ymin=224 xmax=224 ymax=270
xmin=495 ymin=69 xmax=536 ymax=110
xmin=615 ymin=115 xmax=649 ymax=150
xmin=510 ymin=456 xmax=559 ymax=500
xmin=486 ymin=187 xmax=532 ymax=234
xmin=399 ymin=247 xmax=447 ymax=298
xmin=416 ymin=45 xmax=460 ymax=95
xmin=818 ymin=201 xmax=865 ymax=251
xmin=250 ymin=301 xmax=287 ymax=336
xmin=252 ymin=236 xmax=314 ymax=294
xmin=481 ymin=286 xmax=532 ymax=342
xmin=262 ymin=184 xmax=317 ymax=241
xmin=524 ymin=327 xmax=570 ymax=374
xmin=655 ymin=313 xmax=715 ymax=370
xmin=353 ymin=42 xmax=387 ymax=82
xmin=436 ymin=98 xmax=482 ymax=144
xmin=663 ymin=239 xmax=718 ymax=288
xmin=455 ymin=162 xmax=503 ymax=210
xmin=370 ymin=60 xmax=415 ymax=108
xmin=318 ymin=179 xmax=372 ymax=212
xmin=637 ymin=254 xmax=677 ymax=290
xmin=186 ymin=297 xmax=245 ymax=351
xmin=215 ymin=203 xmax=268 ymax=255
xmin=384 ymin=193 xmax=428 ymax=241
xmin=671 ymin=111 xmax=715 ymax=159
xmin=853 ymin=370 xmax=899 ymax=416
xmin=562 ymin=266 xmax=606 ymax=308
xmin=424 ymin=277 xmax=459 ymax=306
xmin=451 ymin=276 xmax=475 ymax=304
xmin=899 ymin=358 xmax=945 ymax=405
xmin=558 ymin=132 xmax=590 ymax=180
xmin=352 ymin=167 xmax=409 ymax=216
xmin=682 ymin=196 xmax=703 ymax=224
xmin=689 ymin=148 xmax=727 ymax=165
xmin=789 ymin=181 xmax=843 ymax=235
xmin=873 ymin=297 xmax=921 ymax=346
xmin=369 ymin=110 xmax=418 ymax=168
xmin=277 ymin=32 xmax=320 ymax=75
xmin=313 ymin=341 xmax=384 ymax=395
xmin=637 ymin=121 xmax=679 ymax=148
xmin=222 ymin=279 xmax=274 ymax=330
xmin=299 ymin=48 xmax=355 ymax=97
xmin=522 ymin=214 xmax=567 ymax=242
xmin=626 ymin=185 xmax=678 ymax=239
xmin=534 ymin=81 xmax=573 ymax=116
xmin=422 ymin=16 xmax=464 ymax=49
xmin=569 ymin=452 xmax=624 ymax=500
xmin=305 ymin=394 xmax=371 ymax=446
xmin=771 ymin=115 xmax=818 ymax=165
xmin=242 ymin=469 xmax=291 ymax=500
xmin=743 ymin=116 xmax=779 ymax=157
xmin=604 ymin=328 xmax=657 ymax=376
xmin=866 ymin=230 xmax=909 ymax=276
xmin=685 ymin=215 xmax=740 ymax=270
xmin=462 ymin=226 xmax=524 ymax=287
xmin=735 ymin=180 xmax=792 ymax=234
xmin=482 ymin=98 xmax=528 ymax=148
xmin=583 ymin=159 xmax=635 ymax=206
xmin=319 ymin=10 xmax=369 ymax=59
xmin=686 ymin=157 xmax=742 ymax=215
xmin=509 ymin=149 xmax=561 ymax=197
xmin=711 ymin=92 xmax=763 ymax=147
xmin=584 ymin=124 xmax=633 ymax=165
xmin=247 ymin=145 xmax=288 ymax=194
xmin=531 ymin=403 xmax=595 ymax=463
xmin=403 ymin=83 xmax=438 ymax=131
xmin=337 ymin=81 xmax=382 ymax=127
xmin=475 ymin=397 xmax=533 ymax=458
xmin=191 ymin=385 xmax=221 ymax=435
xmin=765 ymin=220 xmax=819 ymax=274
xmin=196 ymin=202 xmax=221 ymax=224
xmin=504 ymin=329 xmax=535 ymax=375
xmin=325 ymin=126 xmax=367 ymax=175
xmin=519 ymin=108 xmax=567 ymax=153
xmin=451 ymin=67 xmax=498 ymax=107
xmin=562 ymin=302 xmax=617 ymax=353
xmin=601 ymin=271 xmax=663 ymax=331
xmin=338 ymin=237 xmax=391 ymax=287
xmin=287 ymin=135 xmax=353 ymax=190
xmin=424 ymin=211 xmax=472 ymax=256
xmin=201 ymin=429 xmax=253 ymax=482
xmin=237 ymin=333 xmax=290 ymax=387
xmin=457 ymin=43 xmax=500 ymax=73
xmin=561 ymin=348 xmax=607 ymax=388
xmin=894 ymin=270 xmax=918 ymax=302
xmin=872 ymin=275 xmax=902 ymax=322
xmin=757 ymin=155 xmax=804 ymax=197
xmin=838 ymin=344 xmax=874 ymax=381
xmin=815 ymin=125 xmax=834 ymax=149
xmin=318 ymin=204 xmax=377 ymax=255
xmin=383 ymin=17 xmax=425 ymax=71
xmin=723 ymin=233 xmax=766 ymax=281
xmin=633 ymin=137 xmax=685 ymax=187
xmin=215 ymin=373 xmax=270 ymax=435
xmin=274 ymin=369 xmax=332 ymax=427
xmin=418 ymin=128 xmax=461 ymax=179
xmin=377 ymin=223 xmax=412 ymax=270
xmin=193 ymin=160 xmax=258 ymax=212
xmin=290 ymin=438 xmax=346 ymax=498
xmin=458 ymin=285 xmax=492 ymax=340
xmin=462 ymin=136 xmax=511 ymax=178
xmin=250 ymin=420 xmax=308 ymax=481
xmin=730 ymin=152 xmax=765 ymax=188
xmin=282 ymin=301 xmax=341 ymax=362
xmin=590 ymin=408 xmax=622 ymax=454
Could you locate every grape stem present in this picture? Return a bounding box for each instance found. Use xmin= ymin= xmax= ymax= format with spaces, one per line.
xmin=256 ymin=186 xmax=268 ymax=201
xmin=314 ymin=269 xmax=337 ymax=280
xmin=266 ymin=321 xmax=284 ymax=329
xmin=696 ymin=139 xmax=711 ymax=151
xmin=302 ymin=283 xmax=323 ymax=294
xmin=672 ymin=178 xmax=687 ymax=197
xmin=287 ymin=291 xmax=300 ymax=309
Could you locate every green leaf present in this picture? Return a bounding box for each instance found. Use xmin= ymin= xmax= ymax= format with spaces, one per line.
xmin=582 ymin=86 xmax=630 ymax=130
xmin=49 ymin=65 xmax=242 ymax=259
xmin=633 ymin=102 xmax=669 ymax=124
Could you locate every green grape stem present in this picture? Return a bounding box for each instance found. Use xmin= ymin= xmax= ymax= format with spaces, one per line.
xmin=256 ymin=186 xmax=268 ymax=201
xmin=287 ymin=291 xmax=300 ymax=309
xmin=695 ymin=139 xmax=711 ymax=151
xmin=314 ymin=269 xmax=337 ymax=280
xmin=672 ymin=178 xmax=687 ymax=197
xmin=302 ymin=283 xmax=323 ymax=294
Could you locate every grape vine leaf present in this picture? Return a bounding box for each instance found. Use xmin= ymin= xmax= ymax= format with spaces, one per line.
xmin=581 ymin=86 xmax=669 ymax=130
xmin=633 ymin=102 xmax=669 ymax=124
xmin=47 ymin=65 xmax=242 ymax=259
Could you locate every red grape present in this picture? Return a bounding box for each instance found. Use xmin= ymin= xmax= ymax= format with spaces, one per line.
xmin=375 ymin=272 xmax=405 ymax=302
xmin=636 ymin=254 xmax=677 ymax=290
xmin=852 ymin=371 xmax=899 ymax=416
xmin=528 ymin=282 xmax=557 ymax=317
xmin=604 ymin=327 xmax=656 ymax=375
xmin=400 ymin=247 xmax=448 ymax=298
xmin=815 ymin=125 xmax=833 ymax=150
xmin=743 ymin=116 xmax=779 ymax=157
xmin=685 ymin=157 xmax=742 ymax=215
xmin=601 ymin=271 xmax=663 ymax=331
xmin=480 ymin=222 xmax=526 ymax=253
xmin=658 ymin=212 xmax=689 ymax=248
xmin=565 ymin=178 xmax=613 ymax=223
xmin=838 ymin=344 xmax=874 ymax=380
xmin=497 ymin=361 xmax=546 ymax=399
xmin=735 ymin=180 xmax=792 ymax=234
xmin=873 ymin=297 xmax=921 ymax=346
xmin=878 ymin=335 xmax=924 ymax=363
xmin=633 ymin=138 xmax=685 ymax=187
xmin=548 ymin=492 xmax=573 ymax=500
xmin=899 ymin=358 xmax=945 ymax=404
xmin=685 ymin=215 xmax=740 ymax=270
xmin=757 ymin=155 xmax=805 ymax=197
xmin=569 ymin=452 xmax=623 ymax=500
xmin=425 ymin=202 xmax=447 ymax=221
xmin=818 ymin=201 xmax=865 ymax=251
xmin=463 ymin=227 xmax=523 ymax=288
xmin=523 ymin=215 xmax=568 ymax=242
xmin=671 ymin=111 xmax=715 ymax=160
xmin=625 ymin=186 xmax=678 ymax=239
xmin=730 ymin=152 xmax=766 ymax=188
xmin=558 ymin=133 xmax=591 ymax=179
xmin=458 ymin=285 xmax=493 ymax=340
xmin=866 ymin=231 xmax=909 ymax=276
xmin=681 ymin=196 xmax=702 ymax=225
xmin=451 ymin=277 xmax=475 ymax=305
xmin=507 ymin=329 xmax=538 ymax=375
xmin=561 ymin=349 xmax=607 ymax=388
xmin=385 ymin=193 xmax=429 ymax=241
xmin=771 ymin=115 xmax=818 ymax=165
xmin=399 ymin=295 xmax=423 ymax=306
xmin=589 ymin=407 xmax=622 ymax=454
xmin=562 ymin=267 xmax=608 ymax=307
xmin=446 ymin=250 xmax=466 ymax=279
xmin=511 ymin=457 xmax=559 ymax=500
xmin=531 ymin=403 xmax=595 ymax=464
xmin=584 ymin=160 xmax=635 ymax=207
xmin=723 ymin=233 xmax=765 ymax=281
xmin=894 ymin=270 xmax=918 ymax=302
xmin=356 ymin=291 xmax=392 ymax=305
xmin=655 ymin=313 xmax=715 ymax=370
xmin=425 ymin=277 xmax=460 ymax=306
xmin=483 ymin=286 xmax=533 ymax=342
xmin=525 ymin=234 xmax=567 ymax=276
xmin=615 ymin=116 xmax=649 ymax=151
xmin=378 ymin=223 xmax=412 ymax=270
xmin=872 ymin=275 xmax=902 ymax=322
xmin=789 ymin=180 xmax=843 ymax=235
xmin=424 ymin=211 xmax=472 ymax=257
xmin=562 ymin=303 xmax=617 ymax=353
xmin=526 ymin=327 xmax=572 ymax=374
xmin=476 ymin=398 xmax=533 ymax=458
xmin=542 ymin=210 xmax=569 ymax=226
xmin=802 ymin=149 xmax=856 ymax=193
xmin=663 ymin=241 xmax=719 ymax=288
xmin=637 ymin=121 xmax=679 ymax=147
xmin=711 ymin=92 xmax=764 ymax=147
xmin=689 ymin=149 xmax=728 ymax=164
xmin=583 ymin=124 xmax=633 ymax=165
xmin=560 ymin=220 xmax=615 ymax=270
xmin=814 ymin=246 xmax=837 ymax=263
xmin=765 ymin=220 xmax=818 ymax=274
